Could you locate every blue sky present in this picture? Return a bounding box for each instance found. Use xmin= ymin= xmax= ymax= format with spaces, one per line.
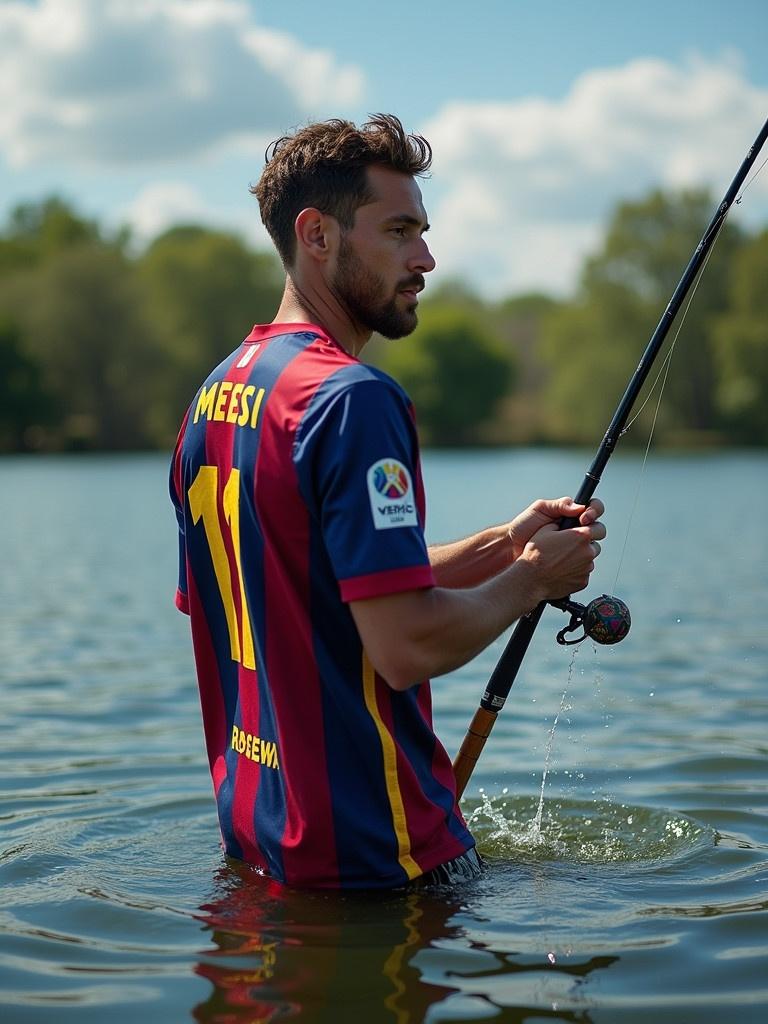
xmin=1 ymin=0 xmax=767 ymax=297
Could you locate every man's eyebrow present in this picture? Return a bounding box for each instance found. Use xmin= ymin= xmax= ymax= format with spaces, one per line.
xmin=384 ymin=213 xmax=430 ymax=232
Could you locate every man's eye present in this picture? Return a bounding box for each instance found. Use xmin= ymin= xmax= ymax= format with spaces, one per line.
xmin=391 ymin=226 xmax=406 ymax=237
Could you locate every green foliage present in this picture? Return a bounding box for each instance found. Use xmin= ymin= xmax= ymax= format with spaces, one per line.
xmin=1 ymin=240 xmax=158 ymax=449
xmin=0 ymin=201 xmax=283 ymax=449
xmin=379 ymin=305 xmax=515 ymax=445
xmin=540 ymin=189 xmax=745 ymax=444
xmin=136 ymin=225 xmax=283 ymax=443
xmin=0 ymin=188 xmax=766 ymax=451
xmin=489 ymin=292 xmax=560 ymax=442
xmin=540 ymin=298 xmax=646 ymax=443
xmin=0 ymin=197 xmax=104 ymax=277
xmin=0 ymin=318 xmax=56 ymax=451
xmin=712 ymin=229 xmax=768 ymax=443
xmin=7 ymin=196 xmax=104 ymax=253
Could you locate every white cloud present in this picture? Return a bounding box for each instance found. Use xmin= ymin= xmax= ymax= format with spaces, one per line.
xmin=118 ymin=178 xmax=272 ymax=250
xmin=121 ymin=181 xmax=216 ymax=241
xmin=423 ymin=54 xmax=768 ymax=297
xmin=0 ymin=0 xmax=364 ymax=167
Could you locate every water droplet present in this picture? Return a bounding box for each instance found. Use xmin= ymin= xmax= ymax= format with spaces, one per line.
xmin=627 ymin=815 xmax=633 ymax=824
xmin=547 ymin=952 xmax=557 ymax=964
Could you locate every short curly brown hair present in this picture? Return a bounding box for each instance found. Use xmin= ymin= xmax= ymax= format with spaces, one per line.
xmin=250 ymin=113 xmax=432 ymax=267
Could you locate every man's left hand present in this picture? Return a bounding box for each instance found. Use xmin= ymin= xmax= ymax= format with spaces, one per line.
xmin=506 ymin=496 xmax=605 ymax=561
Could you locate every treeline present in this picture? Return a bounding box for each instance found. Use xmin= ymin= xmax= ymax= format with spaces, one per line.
xmin=1 ymin=191 xmax=766 ymax=452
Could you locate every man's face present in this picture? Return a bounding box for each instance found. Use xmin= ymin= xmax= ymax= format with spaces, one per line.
xmin=330 ymin=166 xmax=435 ymax=340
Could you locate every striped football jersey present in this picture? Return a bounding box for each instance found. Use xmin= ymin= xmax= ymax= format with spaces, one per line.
xmin=170 ymin=323 xmax=473 ymax=888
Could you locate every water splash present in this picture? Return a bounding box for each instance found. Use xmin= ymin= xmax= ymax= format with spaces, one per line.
xmin=467 ymin=790 xmax=568 ymax=859
xmin=464 ymin=792 xmax=710 ymax=865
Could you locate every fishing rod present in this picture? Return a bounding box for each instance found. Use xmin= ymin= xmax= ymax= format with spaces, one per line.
xmin=453 ymin=114 xmax=768 ymax=800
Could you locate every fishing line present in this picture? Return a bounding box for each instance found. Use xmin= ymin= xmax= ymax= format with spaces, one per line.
xmin=608 ymin=150 xmax=768 ymax=591
xmin=735 ymin=153 xmax=768 ymax=202
xmin=609 ymin=212 xmax=730 ymax=595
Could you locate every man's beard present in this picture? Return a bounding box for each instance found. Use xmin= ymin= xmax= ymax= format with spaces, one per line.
xmin=333 ymin=236 xmax=422 ymax=340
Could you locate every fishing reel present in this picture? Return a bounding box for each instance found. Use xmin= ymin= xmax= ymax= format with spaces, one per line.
xmin=551 ymin=594 xmax=631 ymax=647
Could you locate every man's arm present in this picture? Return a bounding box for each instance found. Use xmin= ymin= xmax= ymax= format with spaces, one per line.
xmin=351 ymin=501 xmax=605 ymax=690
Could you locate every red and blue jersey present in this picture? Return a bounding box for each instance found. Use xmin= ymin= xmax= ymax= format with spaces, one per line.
xmin=170 ymin=323 xmax=474 ymax=888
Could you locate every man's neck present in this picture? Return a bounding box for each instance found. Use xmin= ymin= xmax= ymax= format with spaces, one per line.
xmin=272 ymin=277 xmax=370 ymax=357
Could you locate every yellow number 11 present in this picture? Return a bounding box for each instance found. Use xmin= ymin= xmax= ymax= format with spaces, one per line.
xmin=188 ymin=465 xmax=256 ymax=670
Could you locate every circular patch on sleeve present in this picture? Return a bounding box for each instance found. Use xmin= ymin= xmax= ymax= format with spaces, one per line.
xmin=366 ymin=459 xmax=418 ymax=530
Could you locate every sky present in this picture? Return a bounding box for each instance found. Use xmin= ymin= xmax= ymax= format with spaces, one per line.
xmin=1 ymin=0 xmax=767 ymax=298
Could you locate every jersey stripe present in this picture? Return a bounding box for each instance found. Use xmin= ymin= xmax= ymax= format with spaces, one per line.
xmin=229 ymin=333 xmax=310 ymax=880
xmin=202 ymin=353 xmax=262 ymax=864
xmin=361 ymin=654 xmax=421 ymax=881
xmin=254 ymin=335 xmax=345 ymax=885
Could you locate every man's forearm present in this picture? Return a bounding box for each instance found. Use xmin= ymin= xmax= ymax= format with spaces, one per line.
xmin=429 ymin=524 xmax=513 ymax=589
xmin=353 ymin=515 xmax=602 ymax=691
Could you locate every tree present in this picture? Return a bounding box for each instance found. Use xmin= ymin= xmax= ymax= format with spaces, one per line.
xmin=137 ymin=226 xmax=283 ymax=442
xmin=0 ymin=198 xmax=157 ymax=449
xmin=540 ymin=189 xmax=744 ymax=445
xmin=1 ymin=241 xmax=158 ymax=449
xmin=490 ymin=292 xmax=560 ymax=442
xmin=377 ymin=305 xmax=515 ymax=446
xmin=712 ymin=229 xmax=768 ymax=443
xmin=0 ymin=318 xmax=56 ymax=451
xmin=0 ymin=196 xmax=115 ymax=276
xmin=539 ymin=295 xmax=648 ymax=443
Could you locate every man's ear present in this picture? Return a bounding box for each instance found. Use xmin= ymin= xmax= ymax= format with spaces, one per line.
xmin=294 ymin=208 xmax=340 ymax=264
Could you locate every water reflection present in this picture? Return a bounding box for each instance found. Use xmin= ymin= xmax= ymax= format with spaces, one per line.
xmin=192 ymin=860 xmax=619 ymax=1023
xmin=193 ymin=861 xmax=461 ymax=1023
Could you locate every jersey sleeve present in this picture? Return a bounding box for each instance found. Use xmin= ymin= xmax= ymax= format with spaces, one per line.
xmin=173 ymin=508 xmax=190 ymax=614
xmin=294 ymin=371 xmax=435 ymax=602
xmin=169 ymin=420 xmax=190 ymax=614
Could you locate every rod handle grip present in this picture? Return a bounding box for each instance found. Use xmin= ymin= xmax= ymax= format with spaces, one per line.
xmin=453 ymin=706 xmax=498 ymax=800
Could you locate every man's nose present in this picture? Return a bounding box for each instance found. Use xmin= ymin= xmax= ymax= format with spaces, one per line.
xmin=409 ymin=236 xmax=436 ymax=274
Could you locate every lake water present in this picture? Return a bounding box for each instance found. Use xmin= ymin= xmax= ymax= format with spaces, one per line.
xmin=1 ymin=449 xmax=767 ymax=1023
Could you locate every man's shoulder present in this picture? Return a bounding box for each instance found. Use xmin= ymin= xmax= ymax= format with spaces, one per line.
xmin=292 ymin=361 xmax=415 ymax=459
xmin=320 ymin=360 xmax=409 ymax=403
xmin=299 ymin=362 xmax=414 ymax=433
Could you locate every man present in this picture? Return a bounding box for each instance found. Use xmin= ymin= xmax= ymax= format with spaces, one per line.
xmin=170 ymin=114 xmax=605 ymax=889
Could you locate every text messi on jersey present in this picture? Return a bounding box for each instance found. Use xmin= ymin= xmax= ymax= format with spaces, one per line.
xmin=193 ymin=381 xmax=267 ymax=429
